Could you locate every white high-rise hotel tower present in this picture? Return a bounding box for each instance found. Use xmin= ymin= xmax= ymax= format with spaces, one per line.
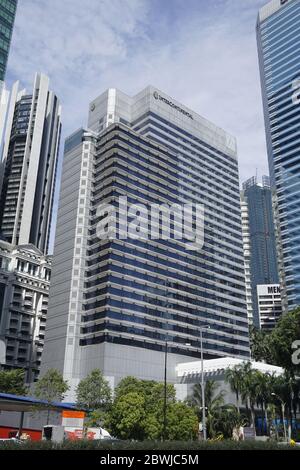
xmin=0 ymin=73 xmax=62 ymax=254
xmin=41 ymin=87 xmax=250 ymax=398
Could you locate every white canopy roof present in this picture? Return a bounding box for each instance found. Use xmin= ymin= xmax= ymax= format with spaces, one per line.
xmin=176 ymin=357 xmax=284 ymax=378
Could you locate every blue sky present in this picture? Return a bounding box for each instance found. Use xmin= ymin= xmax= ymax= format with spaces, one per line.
xmin=5 ymin=0 xmax=270 ymax=248
xmin=6 ymin=0 xmax=269 ymax=180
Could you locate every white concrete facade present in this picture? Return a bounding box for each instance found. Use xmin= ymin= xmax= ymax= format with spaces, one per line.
xmin=240 ymin=192 xmax=254 ymax=325
xmin=258 ymin=0 xmax=295 ymax=22
xmin=257 ymin=284 xmax=282 ymax=330
xmin=0 ymin=73 xmax=62 ymax=255
xmin=88 ymin=85 xmax=237 ymax=159
xmin=0 ymin=240 xmax=51 ymax=381
xmin=176 ymin=357 xmax=284 ymax=402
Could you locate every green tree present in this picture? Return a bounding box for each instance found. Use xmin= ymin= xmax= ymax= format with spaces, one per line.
xmin=112 ymin=377 xmax=176 ymax=440
xmin=114 ymin=377 xmax=175 ymax=407
xmin=143 ymin=382 xmax=176 ymax=416
xmin=212 ymin=404 xmax=247 ymax=439
xmin=249 ymin=325 xmax=272 ymax=363
xmin=166 ymin=402 xmax=198 ymax=441
xmin=113 ymin=376 xmax=143 ymax=400
xmin=109 ymin=391 xmax=145 ymax=440
xmin=0 ymin=369 xmax=27 ymax=395
xmin=240 ymin=362 xmax=258 ymax=430
xmin=266 ymin=402 xmax=277 ymax=438
xmin=142 ymin=413 xmax=161 ymax=441
xmin=250 ymin=308 xmax=300 ymax=374
xmin=268 ymin=308 xmax=300 ymax=373
xmin=225 ymin=365 xmax=244 ymax=413
xmin=189 ymin=380 xmax=225 ymax=438
xmin=255 ymin=371 xmax=273 ymax=435
xmin=34 ymin=369 xmax=69 ymax=424
xmin=84 ymin=409 xmax=110 ymax=429
xmin=226 ymin=364 xmax=279 ymax=436
xmin=76 ymin=369 xmax=112 ymax=411
xmin=109 ymin=377 xmax=194 ymax=441
xmin=270 ymin=371 xmax=300 ymax=440
xmin=225 ymin=363 xmax=300 ymax=438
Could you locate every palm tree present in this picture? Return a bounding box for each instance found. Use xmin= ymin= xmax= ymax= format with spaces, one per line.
xmin=267 ymin=372 xmax=300 ymax=439
xmin=291 ymin=376 xmax=300 ymax=420
xmin=190 ymin=380 xmax=225 ymax=438
xmin=266 ymin=403 xmax=278 ymax=440
xmin=274 ymin=371 xmax=300 ymax=439
xmin=212 ymin=404 xmax=247 ymax=439
xmin=254 ymin=371 xmax=272 ymax=435
xmin=269 ymin=374 xmax=289 ymax=439
xmin=239 ymin=362 xmax=258 ymax=431
xmin=225 ymin=365 xmax=244 ymax=413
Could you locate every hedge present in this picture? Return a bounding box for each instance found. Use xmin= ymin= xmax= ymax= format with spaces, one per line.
xmin=0 ymin=440 xmax=299 ymax=450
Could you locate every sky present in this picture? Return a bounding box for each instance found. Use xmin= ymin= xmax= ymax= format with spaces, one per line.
xmin=6 ymin=0 xmax=270 ymax=181
xmin=5 ymin=0 xmax=271 ymax=251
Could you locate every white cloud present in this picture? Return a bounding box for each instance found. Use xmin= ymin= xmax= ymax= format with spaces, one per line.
xmin=7 ymin=0 xmax=269 ymax=186
xmin=8 ymin=0 xmax=149 ymax=129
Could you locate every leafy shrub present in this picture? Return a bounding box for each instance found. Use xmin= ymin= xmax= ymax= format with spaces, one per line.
xmin=1 ymin=440 xmax=300 ymax=451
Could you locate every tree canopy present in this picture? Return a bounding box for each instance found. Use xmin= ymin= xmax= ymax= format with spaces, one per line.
xmin=250 ymin=307 xmax=300 ymax=374
xmin=108 ymin=377 xmax=197 ymax=441
xmin=34 ymin=368 xmax=69 ymax=403
xmin=166 ymin=402 xmax=198 ymax=441
xmin=0 ymin=369 xmax=27 ymax=396
xmin=76 ymin=369 xmax=112 ymax=411
xmin=109 ymin=391 xmax=146 ymax=440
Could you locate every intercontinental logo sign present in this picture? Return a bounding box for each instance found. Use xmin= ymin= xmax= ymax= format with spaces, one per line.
xmin=153 ymin=91 xmax=194 ymax=120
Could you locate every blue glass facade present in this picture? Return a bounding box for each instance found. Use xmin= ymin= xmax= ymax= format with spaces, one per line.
xmin=0 ymin=0 xmax=17 ymax=82
xmin=80 ymin=117 xmax=250 ymax=359
xmin=242 ymin=177 xmax=279 ymax=327
xmin=257 ymin=0 xmax=300 ymax=310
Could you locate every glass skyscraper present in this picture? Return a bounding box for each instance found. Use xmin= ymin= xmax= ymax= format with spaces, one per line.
xmin=241 ymin=176 xmax=279 ymax=327
xmin=257 ymin=0 xmax=300 ymax=311
xmin=41 ymin=87 xmax=249 ymax=399
xmin=0 ymin=0 xmax=17 ymax=146
xmin=0 ymin=0 xmax=17 ymax=82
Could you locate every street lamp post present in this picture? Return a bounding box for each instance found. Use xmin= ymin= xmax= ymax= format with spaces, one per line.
xmin=186 ymin=325 xmax=209 ymax=441
xmin=287 ymin=376 xmax=294 ymax=441
xmin=163 ymin=340 xmax=168 ymax=441
xmin=200 ymin=328 xmax=207 ymax=441
xmin=272 ymin=393 xmax=287 ymax=441
xmin=163 ymin=322 xmax=209 ymax=442
xmin=289 ymin=390 xmax=294 ymax=441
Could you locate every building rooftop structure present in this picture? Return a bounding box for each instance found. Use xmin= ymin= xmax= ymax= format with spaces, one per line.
xmin=176 ymin=357 xmax=284 ymax=379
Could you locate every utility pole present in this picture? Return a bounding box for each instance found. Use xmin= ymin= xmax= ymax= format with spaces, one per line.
xmin=200 ymin=328 xmax=207 ymax=441
xmin=163 ymin=340 xmax=168 ymax=441
xmin=186 ymin=325 xmax=209 ymax=441
xmin=272 ymin=393 xmax=287 ymax=441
